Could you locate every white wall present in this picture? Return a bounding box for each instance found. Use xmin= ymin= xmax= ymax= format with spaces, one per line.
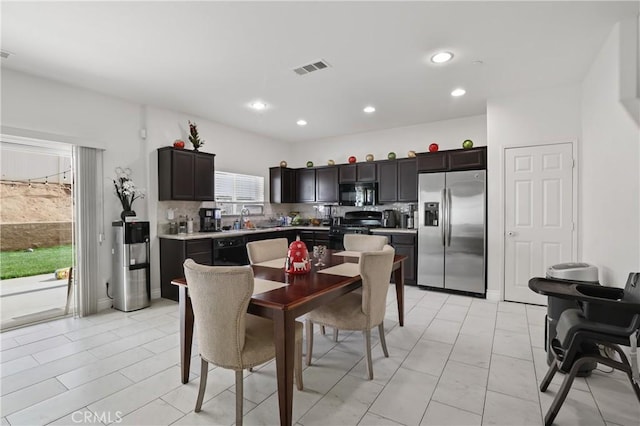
xmin=289 ymin=115 xmax=487 ymax=167
xmin=581 ymin=22 xmax=640 ymax=286
xmin=486 ymin=85 xmax=582 ymax=299
xmin=1 ymin=69 xmax=145 ymax=311
xmin=1 ymin=69 xmax=292 ymax=308
xmin=144 ymin=106 xmax=291 ymax=296
xmin=486 ymin=16 xmax=640 ymax=295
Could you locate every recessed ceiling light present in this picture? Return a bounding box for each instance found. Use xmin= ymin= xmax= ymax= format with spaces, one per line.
xmin=296 ymin=119 xmax=307 ymax=126
xmin=431 ymin=51 xmax=453 ymax=63
xmin=363 ymin=106 xmax=376 ymax=113
xmin=451 ymin=88 xmax=466 ymax=97
xmin=250 ymin=101 xmax=267 ymax=111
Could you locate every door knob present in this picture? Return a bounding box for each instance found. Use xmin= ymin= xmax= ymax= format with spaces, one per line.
xmin=507 ymin=231 xmax=515 ymax=236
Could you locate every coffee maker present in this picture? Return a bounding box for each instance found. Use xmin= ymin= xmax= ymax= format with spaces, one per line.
xmin=382 ymin=209 xmax=397 ymax=228
xmin=199 ymin=208 xmax=221 ymax=232
xmin=407 ymin=204 xmax=417 ymax=229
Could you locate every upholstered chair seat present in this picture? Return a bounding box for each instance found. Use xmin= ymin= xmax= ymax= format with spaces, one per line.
xmin=183 ymin=259 xmax=303 ymax=425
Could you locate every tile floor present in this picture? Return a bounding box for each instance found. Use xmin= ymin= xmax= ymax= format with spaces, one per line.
xmin=1 ymin=286 xmax=638 ymax=425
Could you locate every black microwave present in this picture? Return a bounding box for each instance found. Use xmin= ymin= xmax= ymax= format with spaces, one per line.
xmin=339 ymin=183 xmax=377 ymax=206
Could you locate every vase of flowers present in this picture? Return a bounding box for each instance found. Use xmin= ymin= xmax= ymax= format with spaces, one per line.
xmin=188 ymin=120 xmax=204 ymax=151
xmin=113 ymin=167 xmax=145 ymax=221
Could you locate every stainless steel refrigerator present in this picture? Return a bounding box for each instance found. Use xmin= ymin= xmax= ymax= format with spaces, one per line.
xmin=418 ymin=170 xmax=486 ymax=295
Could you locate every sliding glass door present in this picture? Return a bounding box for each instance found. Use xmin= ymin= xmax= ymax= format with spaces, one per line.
xmin=0 ymin=140 xmax=76 ymax=330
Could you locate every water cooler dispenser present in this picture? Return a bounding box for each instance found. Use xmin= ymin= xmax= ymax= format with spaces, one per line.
xmin=111 ymin=220 xmax=150 ymax=312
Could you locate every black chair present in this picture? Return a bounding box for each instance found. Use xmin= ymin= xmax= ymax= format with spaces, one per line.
xmin=529 ymin=273 xmax=640 ymax=426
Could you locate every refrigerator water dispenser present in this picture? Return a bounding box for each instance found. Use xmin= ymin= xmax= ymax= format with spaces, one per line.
xmin=424 ymin=202 xmax=439 ymax=226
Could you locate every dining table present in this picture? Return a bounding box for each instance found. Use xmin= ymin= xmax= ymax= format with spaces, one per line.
xmin=171 ymin=249 xmax=406 ymax=426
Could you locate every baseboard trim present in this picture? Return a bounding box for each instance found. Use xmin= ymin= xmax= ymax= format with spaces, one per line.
xmin=97 ymin=297 xmax=113 ymax=312
xmin=486 ymin=289 xmax=501 ymax=302
xmin=97 ymin=289 xmax=160 ymax=312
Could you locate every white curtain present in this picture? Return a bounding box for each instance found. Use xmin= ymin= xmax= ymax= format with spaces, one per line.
xmin=73 ymin=146 xmax=104 ymax=316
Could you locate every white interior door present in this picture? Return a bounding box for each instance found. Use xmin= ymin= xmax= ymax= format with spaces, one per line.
xmin=504 ymin=143 xmax=574 ymax=304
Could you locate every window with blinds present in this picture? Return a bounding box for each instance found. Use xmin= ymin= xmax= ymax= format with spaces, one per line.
xmin=214 ymin=171 xmax=264 ymax=215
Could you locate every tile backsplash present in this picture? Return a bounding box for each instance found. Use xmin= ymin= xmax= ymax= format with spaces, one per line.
xmin=157 ymin=201 xmax=415 ymax=234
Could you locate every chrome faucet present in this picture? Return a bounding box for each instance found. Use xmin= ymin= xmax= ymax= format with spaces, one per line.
xmin=240 ymin=207 xmax=250 ymax=229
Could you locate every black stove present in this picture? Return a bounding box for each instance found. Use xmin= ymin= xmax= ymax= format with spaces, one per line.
xmin=328 ymin=211 xmax=382 ymax=249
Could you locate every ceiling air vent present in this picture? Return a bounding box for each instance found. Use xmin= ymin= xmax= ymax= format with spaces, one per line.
xmin=293 ymin=59 xmax=331 ymax=76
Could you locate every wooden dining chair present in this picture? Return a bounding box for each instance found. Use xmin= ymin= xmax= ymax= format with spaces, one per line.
xmin=305 ymin=247 xmax=395 ymax=380
xmin=183 ymin=259 xmax=303 ymax=425
xmin=246 ymin=237 xmax=289 ymax=264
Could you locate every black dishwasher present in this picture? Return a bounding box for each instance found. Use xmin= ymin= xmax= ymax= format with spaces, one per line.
xmin=212 ymin=236 xmax=249 ymax=266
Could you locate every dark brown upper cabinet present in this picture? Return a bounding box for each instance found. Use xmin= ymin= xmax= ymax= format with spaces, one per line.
xmin=416 ymin=151 xmax=448 ymax=172
xmin=296 ymin=168 xmax=316 ymax=203
xmin=417 ymin=147 xmax=486 ymax=173
xmin=397 ymin=158 xmax=417 ymax=202
xmin=377 ymin=160 xmax=398 ymax=203
xmin=315 ymin=166 xmax=339 ymax=202
xmin=339 ymin=162 xmax=376 ymax=183
xmin=158 ymin=147 xmax=215 ymax=201
xmin=269 ymin=167 xmax=296 ymax=203
xmin=357 ymin=162 xmax=377 ymax=182
xmin=339 ymin=164 xmax=356 ymax=183
xmin=377 ymin=158 xmax=418 ymax=203
xmin=448 ymin=147 xmax=487 ymax=170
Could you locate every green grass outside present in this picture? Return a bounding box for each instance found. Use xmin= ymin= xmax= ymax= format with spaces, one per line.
xmin=0 ymin=245 xmax=73 ymax=280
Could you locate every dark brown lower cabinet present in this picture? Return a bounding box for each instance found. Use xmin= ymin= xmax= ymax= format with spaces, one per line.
xmin=246 ymin=230 xmax=297 ymax=244
xmin=160 ymin=238 xmax=213 ymax=301
xmin=375 ymin=232 xmax=417 ymax=285
xmin=296 ymin=229 xmax=329 ymax=248
xmin=314 ymin=230 xmax=329 ymax=246
xmin=160 ymin=230 xmax=315 ymax=301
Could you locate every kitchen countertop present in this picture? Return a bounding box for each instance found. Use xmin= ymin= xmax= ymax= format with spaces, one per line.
xmin=159 ymin=226 xmax=330 ymax=240
xmin=159 ymin=225 xmax=416 ymax=240
xmin=370 ymin=228 xmax=418 ymax=234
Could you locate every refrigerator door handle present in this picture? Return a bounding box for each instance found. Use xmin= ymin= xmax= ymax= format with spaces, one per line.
xmin=447 ymin=188 xmax=452 ymax=247
xmin=441 ymin=189 xmax=446 ymax=246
